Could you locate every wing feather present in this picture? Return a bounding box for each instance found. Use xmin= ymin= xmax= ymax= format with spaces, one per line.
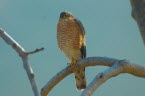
xmin=73 ymin=18 xmax=86 ymax=58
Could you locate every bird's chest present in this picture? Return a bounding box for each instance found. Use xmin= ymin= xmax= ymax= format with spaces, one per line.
xmin=57 ymin=22 xmax=81 ymax=50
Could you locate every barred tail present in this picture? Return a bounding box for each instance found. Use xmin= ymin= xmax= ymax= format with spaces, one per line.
xmin=74 ymin=67 xmax=86 ymax=90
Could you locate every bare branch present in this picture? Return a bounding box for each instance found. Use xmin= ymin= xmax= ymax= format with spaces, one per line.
xmin=41 ymin=57 xmax=145 ymax=96
xmin=130 ymin=0 xmax=145 ymax=45
xmin=41 ymin=66 xmax=72 ymax=96
xmin=40 ymin=57 xmax=117 ymax=96
xmin=0 ymin=28 xmax=41 ymax=96
xmin=81 ymin=61 xmax=122 ymax=96
xmin=81 ymin=60 xmax=145 ymax=96
xmin=26 ymin=48 xmax=44 ymax=55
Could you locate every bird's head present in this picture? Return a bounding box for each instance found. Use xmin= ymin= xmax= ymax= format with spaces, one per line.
xmin=60 ymin=11 xmax=74 ymax=19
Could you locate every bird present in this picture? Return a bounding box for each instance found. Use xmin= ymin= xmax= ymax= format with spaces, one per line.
xmin=57 ymin=11 xmax=87 ymax=90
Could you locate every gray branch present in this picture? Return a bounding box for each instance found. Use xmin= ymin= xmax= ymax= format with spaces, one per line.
xmin=81 ymin=60 xmax=145 ymax=96
xmin=130 ymin=0 xmax=145 ymax=45
xmin=0 ymin=28 xmax=43 ymax=96
xmin=41 ymin=57 xmax=145 ymax=96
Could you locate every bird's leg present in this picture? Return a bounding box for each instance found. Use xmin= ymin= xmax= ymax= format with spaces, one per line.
xmin=67 ymin=59 xmax=77 ymax=65
xmin=67 ymin=58 xmax=77 ymax=71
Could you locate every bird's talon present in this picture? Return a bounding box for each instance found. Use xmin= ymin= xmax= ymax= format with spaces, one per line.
xmin=69 ymin=67 xmax=73 ymax=71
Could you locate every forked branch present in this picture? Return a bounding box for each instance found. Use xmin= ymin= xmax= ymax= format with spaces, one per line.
xmin=0 ymin=28 xmax=43 ymax=96
xmin=41 ymin=57 xmax=145 ymax=96
xmin=81 ymin=60 xmax=145 ymax=96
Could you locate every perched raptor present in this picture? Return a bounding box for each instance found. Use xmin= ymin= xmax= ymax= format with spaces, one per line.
xmin=57 ymin=11 xmax=87 ymax=90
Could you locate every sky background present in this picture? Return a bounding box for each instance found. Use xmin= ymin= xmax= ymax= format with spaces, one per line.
xmin=0 ymin=0 xmax=145 ymax=96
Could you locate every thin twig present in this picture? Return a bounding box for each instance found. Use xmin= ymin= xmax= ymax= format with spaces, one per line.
xmin=26 ymin=48 xmax=44 ymax=55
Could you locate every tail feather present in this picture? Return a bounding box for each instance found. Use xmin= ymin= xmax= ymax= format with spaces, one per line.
xmin=74 ymin=67 xmax=86 ymax=90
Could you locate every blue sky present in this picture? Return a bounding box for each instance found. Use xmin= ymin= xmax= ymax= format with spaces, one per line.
xmin=0 ymin=0 xmax=145 ymax=96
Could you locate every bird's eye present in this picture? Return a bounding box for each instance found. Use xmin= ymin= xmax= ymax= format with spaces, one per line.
xmin=66 ymin=14 xmax=69 ymax=17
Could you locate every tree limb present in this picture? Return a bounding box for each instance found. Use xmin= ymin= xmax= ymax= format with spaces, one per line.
xmin=130 ymin=0 xmax=145 ymax=45
xmin=41 ymin=57 xmax=145 ymax=96
xmin=81 ymin=60 xmax=145 ymax=96
xmin=41 ymin=66 xmax=72 ymax=96
xmin=0 ymin=28 xmax=43 ymax=96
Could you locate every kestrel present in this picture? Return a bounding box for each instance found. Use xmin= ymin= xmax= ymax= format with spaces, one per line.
xmin=57 ymin=11 xmax=87 ymax=90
